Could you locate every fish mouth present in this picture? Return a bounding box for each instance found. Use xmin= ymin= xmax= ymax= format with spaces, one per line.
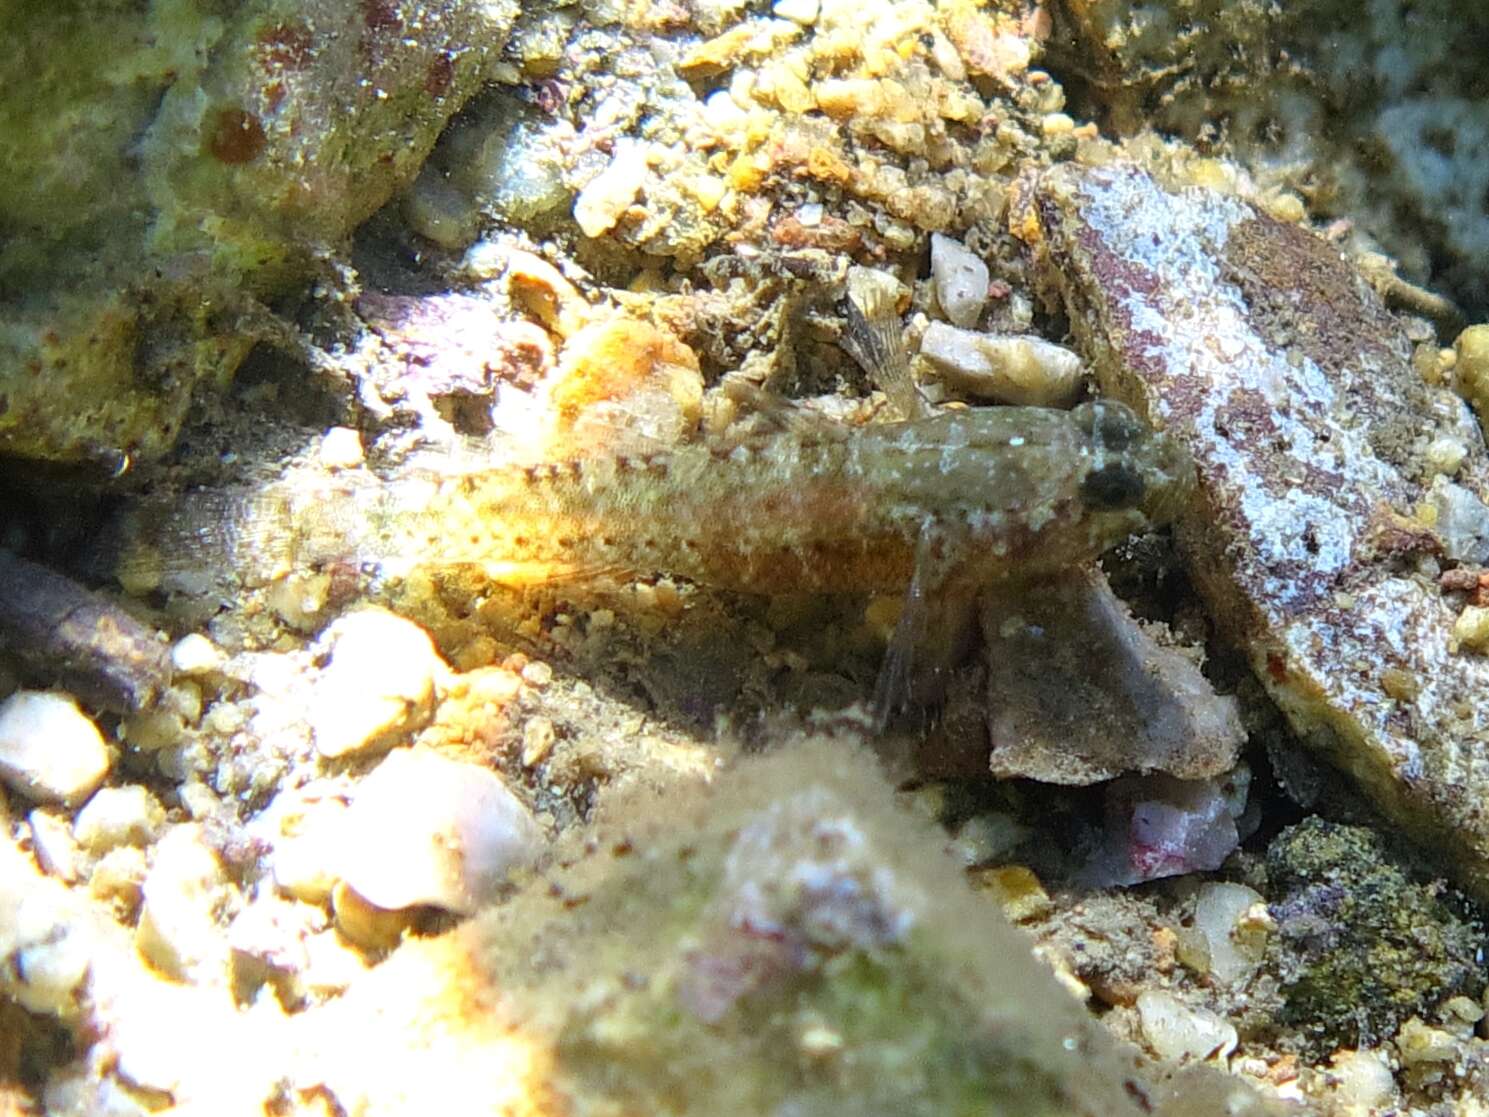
xmin=1138 ymin=436 xmax=1198 ymax=527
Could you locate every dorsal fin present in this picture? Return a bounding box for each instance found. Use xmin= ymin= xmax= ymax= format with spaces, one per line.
xmin=841 ymin=267 xmax=931 ymax=422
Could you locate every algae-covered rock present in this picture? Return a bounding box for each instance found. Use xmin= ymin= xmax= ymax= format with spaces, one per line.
xmin=299 ymin=740 xmax=1279 ymax=1117
xmin=1265 ymin=818 xmax=1484 ymax=1055
xmin=1031 ymin=161 xmax=1489 ymax=906
xmin=1045 ymin=0 xmax=1489 ymax=316
xmin=0 ymin=0 xmax=517 ymax=464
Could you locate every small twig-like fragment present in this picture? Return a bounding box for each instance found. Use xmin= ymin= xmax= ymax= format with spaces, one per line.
xmin=0 ymin=549 xmax=170 ymax=713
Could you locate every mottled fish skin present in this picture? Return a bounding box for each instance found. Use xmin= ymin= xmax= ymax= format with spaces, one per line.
xmin=1030 ymin=162 xmax=1489 ymax=898
xmin=116 ymin=400 xmax=1192 ymax=602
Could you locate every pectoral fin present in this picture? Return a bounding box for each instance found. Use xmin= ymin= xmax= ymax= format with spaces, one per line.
xmin=872 ymin=520 xmax=977 ymax=729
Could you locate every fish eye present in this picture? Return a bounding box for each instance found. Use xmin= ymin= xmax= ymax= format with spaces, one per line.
xmin=1081 ymin=461 xmax=1146 ymax=508
xmin=1074 ymin=399 xmax=1144 ymax=450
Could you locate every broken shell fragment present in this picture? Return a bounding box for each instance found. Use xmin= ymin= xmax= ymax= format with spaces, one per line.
xmin=982 ymin=571 xmax=1244 ymax=785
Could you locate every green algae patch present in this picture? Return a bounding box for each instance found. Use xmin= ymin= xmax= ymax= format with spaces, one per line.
xmin=1265 ymin=818 xmax=1485 ymax=1055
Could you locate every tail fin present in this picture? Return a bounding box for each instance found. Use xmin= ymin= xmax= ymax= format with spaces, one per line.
xmin=103 ymin=471 xmax=394 ymax=596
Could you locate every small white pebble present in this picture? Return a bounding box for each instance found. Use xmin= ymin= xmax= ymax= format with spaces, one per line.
xmin=274 ymin=826 xmax=345 ymax=905
xmin=573 ymin=141 xmax=648 ymax=238
xmin=1454 ymin=323 xmax=1489 ymax=419
xmin=89 ymin=845 xmax=148 ymax=911
xmin=250 ymin=781 xmax=352 ymax=905
xmin=337 ymin=747 xmax=544 ymax=914
xmin=930 ymin=29 xmax=966 ymax=81
xmin=1136 ymin=990 xmax=1238 ymax=1063
xmin=1191 ymin=882 xmax=1267 ymax=985
xmin=3 ymin=871 xmax=94 ymax=1014
xmin=702 ymin=89 xmax=750 ymax=134
xmin=1426 ymin=435 xmax=1468 ymax=476
xmin=918 ymin=324 xmax=1083 ymax=407
xmin=1326 ymin=1048 xmax=1398 ymax=1113
xmin=944 ymin=813 xmax=1028 ymax=866
xmin=1396 ymin=1016 xmax=1459 ymax=1065
xmin=170 ymin=633 xmax=225 ymax=677
xmin=457 ymin=666 xmax=523 ymax=706
xmin=203 ymin=702 xmax=248 ymax=737
xmin=772 ymin=0 xmax=818 ymax=24
xmin=135 ymin=824 xmax=231 ymax=983
xmin=930 ymin=233 xmax=990 ymax=328
xmin=1452 ymin=605 xmax=1489 ymax=654
xmin=28 ymin=809 xmax=81 ymax=883
xmin=1429 ymin=477 xmax=1489 ymax=563
xmin=309 ymin=609 xmax=446 ymax=759
xmin=462 ymin=238 xmax=506 ymax=279
xmin=520 ymin=660 xmax=554 ymax=688
xmin=266 ymin=571 xmax=332 ymax=632
xmin=1040 ymin=111 xmax=1076 ymax=137
xmin=318 ymin=426 xmax=365 ymax=470
xmin=167 ymin=681 xmax=202 ymax=725
xmin=74 ymin=785 xmax=165 ymax=853
xmin=0 ymin=691 xmax=110 ymax=806
xmin=120 ymin=705 xmax=187 ymax=751
xmin=177 ymin=780 xmax=222 ymax=821
xmin=1443 ymin=993 xmax=1484 ymax=1029
xmin=521 ymin=716 xmax=556 ymax=768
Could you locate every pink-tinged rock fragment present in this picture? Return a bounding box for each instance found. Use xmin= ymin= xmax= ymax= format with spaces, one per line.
xmin=1080 ymin=766 xmax=1253 ymax=888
